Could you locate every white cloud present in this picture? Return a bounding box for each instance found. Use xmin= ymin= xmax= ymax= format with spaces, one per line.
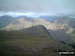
xmin=0 ymin=11 xmax=57 ymax=17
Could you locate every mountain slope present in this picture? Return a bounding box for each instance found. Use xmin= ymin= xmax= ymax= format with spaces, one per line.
xmin=39 ymin=16 xmax=60 ymax=22
xmin=0 ymin=15 xmax=34 ymax=30
xmin=2 ymin=17 xmax=63 ymax=31
xmin=0 ymin=25 xmax=74 ymax=56
xmin=0 ymin=15 xmax=16 ymax=30
xmin=49 ymin=16 xmax=75 ymax=45
xmin=2 ymin=18 xmax=51 ymax=30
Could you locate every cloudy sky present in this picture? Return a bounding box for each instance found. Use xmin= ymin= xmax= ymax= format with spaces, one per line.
xmin=0 ymin=0 xmax=75 ymax=16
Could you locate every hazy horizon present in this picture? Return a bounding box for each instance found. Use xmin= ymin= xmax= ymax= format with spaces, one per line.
xmin=0 ymin=0 xmax=75 ymax=16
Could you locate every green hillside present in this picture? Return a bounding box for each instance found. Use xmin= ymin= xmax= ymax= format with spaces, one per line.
xmin=0 ymin=25 xmax=74 ymax=56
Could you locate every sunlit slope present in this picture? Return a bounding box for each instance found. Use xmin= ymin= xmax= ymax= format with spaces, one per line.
xmin=0 ymin=15 xmax=16 ymax=29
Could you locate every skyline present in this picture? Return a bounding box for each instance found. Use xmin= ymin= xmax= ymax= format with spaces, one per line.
xmin=0 ymin=11 xmax=75 ymax=18
xmin=0 ymin=11 xmax=60 ymax=17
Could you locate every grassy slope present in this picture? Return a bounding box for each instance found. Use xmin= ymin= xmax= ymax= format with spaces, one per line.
xmin=0 ymin=25 xmax=74 ymax=56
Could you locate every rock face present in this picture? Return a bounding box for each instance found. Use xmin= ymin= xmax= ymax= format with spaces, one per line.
xmin=2 ymin=18 xmax=51 ymax=30
xmin=0 ymin=25 xmax=74 ymax=56
xmin=2 ymin=17 xmax=68 ymax=31
xmin=2 ymin=18 xmax=32 ymax=30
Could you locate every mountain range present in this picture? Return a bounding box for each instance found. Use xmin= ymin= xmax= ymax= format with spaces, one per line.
xmin=0 ymin=15 xmax=75 ymax=56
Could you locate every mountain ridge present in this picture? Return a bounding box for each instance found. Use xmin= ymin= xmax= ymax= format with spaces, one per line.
xmin=0 ymin=25 xmax=74 ymax=56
